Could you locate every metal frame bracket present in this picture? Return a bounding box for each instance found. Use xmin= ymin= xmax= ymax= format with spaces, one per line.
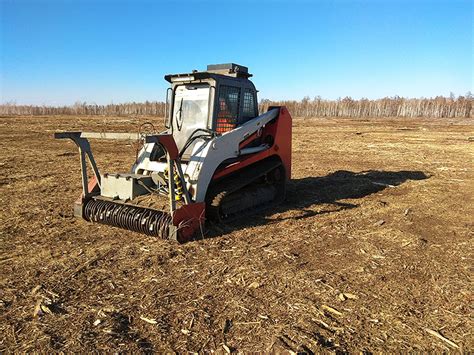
xmin=54 ymin=132 xmax=101 ymax=198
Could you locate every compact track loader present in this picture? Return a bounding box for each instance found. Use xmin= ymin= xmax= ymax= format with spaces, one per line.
xmin=56 ymin=63 xmax=292 ymax=242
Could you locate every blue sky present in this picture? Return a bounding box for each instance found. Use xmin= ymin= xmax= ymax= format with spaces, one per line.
xmin=1 ymin=0 xmax=472 ymax=105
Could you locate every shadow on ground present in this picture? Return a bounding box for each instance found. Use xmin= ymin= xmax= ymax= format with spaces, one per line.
xmin=205 ymin=170 xmax=429 ymax=237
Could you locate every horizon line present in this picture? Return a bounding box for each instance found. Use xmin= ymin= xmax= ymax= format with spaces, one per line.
xmin=1 ymin=92 xmax=473 ymax=107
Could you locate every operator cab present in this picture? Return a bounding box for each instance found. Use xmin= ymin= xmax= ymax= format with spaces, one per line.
xmin=164 ymin=63 xmax=259 ymax=160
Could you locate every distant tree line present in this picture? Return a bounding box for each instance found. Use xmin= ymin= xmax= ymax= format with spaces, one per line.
xmin=1 ymin=94 xmax=472 ymax=118
xmin=260 ymin=94 xmax=473 ymax=118
xmin=0 ymin=101 xmax=166 ymax=116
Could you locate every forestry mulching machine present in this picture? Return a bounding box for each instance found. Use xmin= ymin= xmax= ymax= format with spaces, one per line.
xmin=55 ymin=64 xmax=292 ymax=242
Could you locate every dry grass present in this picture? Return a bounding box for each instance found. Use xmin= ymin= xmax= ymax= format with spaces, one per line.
xmin=0 ymin=115 xmax=473 ymax=352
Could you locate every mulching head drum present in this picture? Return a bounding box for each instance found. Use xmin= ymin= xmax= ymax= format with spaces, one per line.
xmin=83 ymin=199 xmax=173 ymax=239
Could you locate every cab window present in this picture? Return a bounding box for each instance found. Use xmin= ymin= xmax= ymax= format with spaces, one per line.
xmin=216 ymin=85 xmax=240 ymax=133
xmin=242 ymin=89 xmax=257 ymax=122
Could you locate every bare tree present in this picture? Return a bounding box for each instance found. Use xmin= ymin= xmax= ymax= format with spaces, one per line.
xmin=1 ymin=96 xmax=472 ymax=118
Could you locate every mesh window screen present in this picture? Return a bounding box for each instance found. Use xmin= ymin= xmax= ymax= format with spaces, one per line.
xmin=242 ymin=89 xmax=256 ymax=121
xmin=216 ymin=85 xmax=240 ymax=133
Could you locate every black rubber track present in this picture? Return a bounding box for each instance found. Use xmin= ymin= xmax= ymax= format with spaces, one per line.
xmin=206 ymin=158 xmax=286 ymax=223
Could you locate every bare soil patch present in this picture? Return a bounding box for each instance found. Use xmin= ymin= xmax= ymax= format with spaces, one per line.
xmin=1 ymin=115 xmax=472 ymax=352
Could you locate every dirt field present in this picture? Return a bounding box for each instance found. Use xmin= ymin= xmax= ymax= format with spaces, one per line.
xmin=1 ymin=115 xmax=472 ymax=352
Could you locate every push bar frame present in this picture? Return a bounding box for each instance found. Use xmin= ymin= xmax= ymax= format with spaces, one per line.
xmin=54 ymin=132 xmax=103 ymax=198
xmin=54 ymin=131 xmax=192 ymax=211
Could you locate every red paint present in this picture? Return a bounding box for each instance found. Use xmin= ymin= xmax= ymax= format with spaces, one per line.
xmin=212 ymin=106 xmax=292 ymax=181
xmin=172 ymin=202 xmax=206 ymax=242
xmin=156 ymin=134 xmax=179 ymax=160
xmin=238 ymin=130 xmax=260 ymax=149
xmin=76 ymin=175 xmax=100 ymax=203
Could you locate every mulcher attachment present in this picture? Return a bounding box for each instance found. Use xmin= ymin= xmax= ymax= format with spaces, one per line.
xmin=55 ymin=131 xmax=205 ymax=243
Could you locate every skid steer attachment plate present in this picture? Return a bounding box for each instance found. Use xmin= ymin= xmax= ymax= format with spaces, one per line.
xmin=100 ymin=173 xmax=154 ymax=200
